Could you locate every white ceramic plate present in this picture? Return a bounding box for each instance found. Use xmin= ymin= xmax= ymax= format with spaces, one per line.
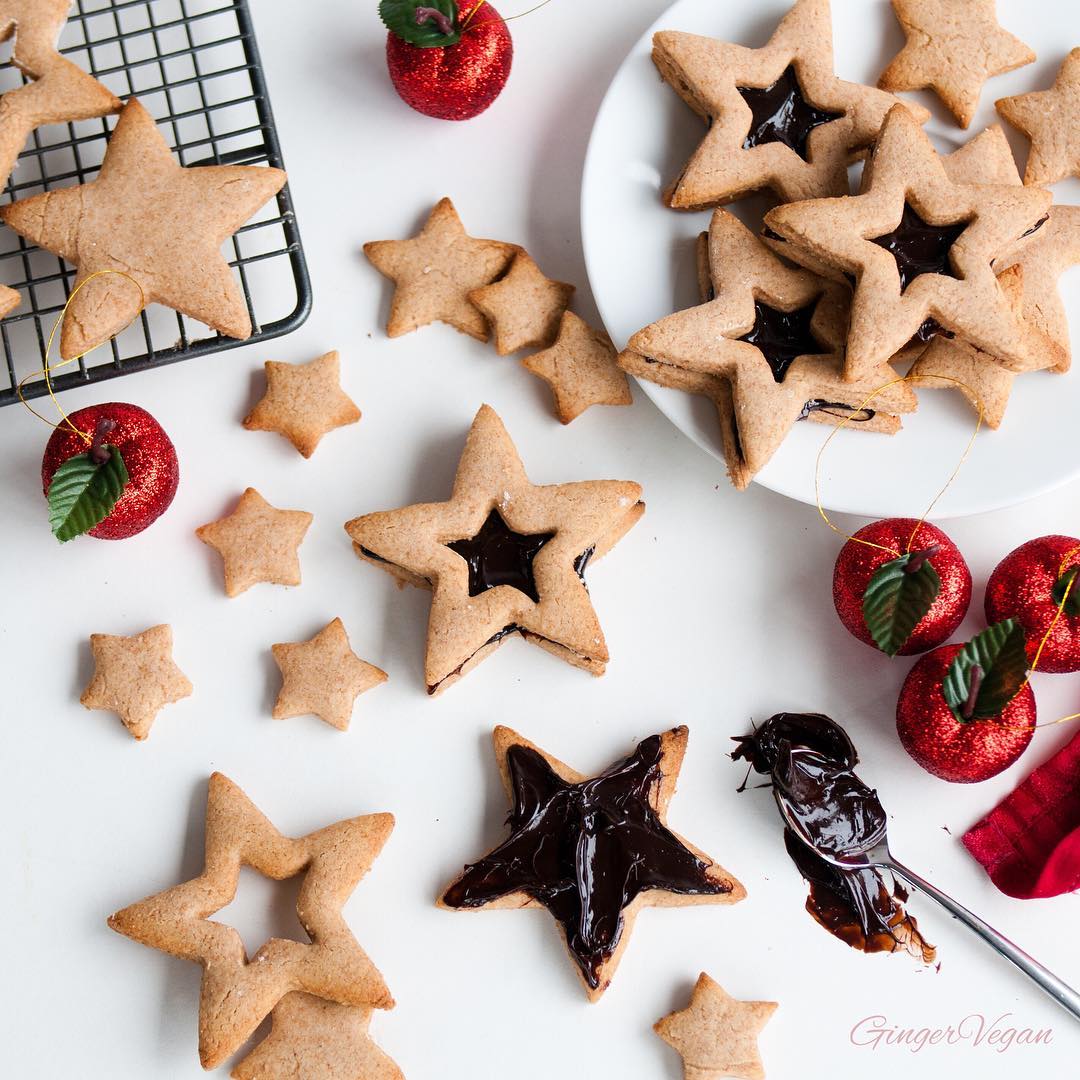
xmin=582 ymin=0 xmax=1080 ymax=518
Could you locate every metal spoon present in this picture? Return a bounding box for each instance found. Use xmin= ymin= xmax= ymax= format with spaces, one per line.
xmin=774 ymin=748 xmax=1080 ymax=1023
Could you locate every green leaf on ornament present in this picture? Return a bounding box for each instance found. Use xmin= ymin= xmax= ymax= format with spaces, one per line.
xmin=47 ymin=446 xmax=129 ymax=543
xmin=942 ymin=619 xmax=1028 ymax=724
xmin=1051 ymin=566 xmax=1080 ymax=617
xmin=379 ymin=0 xmax=460 ymax=47
xmin=861 ymin=551 xmax=941 ymax=657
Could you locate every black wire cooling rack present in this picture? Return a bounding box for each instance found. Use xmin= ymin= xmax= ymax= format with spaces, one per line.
xmin=0 ymin=0 xmax=311 ymax=406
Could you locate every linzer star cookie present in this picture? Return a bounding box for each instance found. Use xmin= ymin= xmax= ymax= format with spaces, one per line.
xmin=879 ymin=0 xmax=1034 ymax=128
xmin=655 ymin=972 xmax=778 ymax=1080
xmin=620 ymin=210 xmax=917 ymax=490
xmin=764 ymin=104 xmax=1059 ymax=379
xmin=521 ymin=310 xmax=632 ymax=423
xmin=0 ymin=285 xmax=18 ymax=319
xmin=272 ymin=618 xmax=387 ymax=731
xmin=80 ymin=624 xmax=192 ymax=740
xmin=467 ymin=250 xmax=574 ymax=354
xmin=243 ymin=350 xmax=361 ymax=458
xmin=997 ymin=49 xmax=1080 ymax=185
xmin=344 ymin=404 xmax=643 ymax=696
xmin=364 ymin=197 xmax=518 ymax=341
xmin=108 ymin=773 xmax=395 ymax=1070
xmin=196 ymin=487 xmax=312 ymax=597
xmin=653 ymin=0 xmax=929 ymax=209
xmin=0 ymin=99 xmax=286 ymax=360
xmin=440 ymin=726 xmax=745 ymax=1001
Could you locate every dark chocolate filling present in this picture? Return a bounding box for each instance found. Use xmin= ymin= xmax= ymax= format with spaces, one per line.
xmin=798 ymin=399 xmax=876 ymax=423
xmin=446 ymin=509 xmax=554 ymax=604
xmin=870 ymin=203 xmax=970 ymax=291
xmin=739 ymin=298 xmax=827 ymax=382
xmin=738 ymin=65 xmax=843 ymax=161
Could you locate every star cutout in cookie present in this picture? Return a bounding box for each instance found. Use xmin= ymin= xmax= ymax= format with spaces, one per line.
xmin=997 ymin=48 xmax=1080 ymax=185
xmin=653 ymin=0 xmax=929 ymax=208
xmin=765 ymin=104 xmax=1058 ymax=378
xmin=80 ymin=624 xmax=192 ymax=740
xmin=440 ymin=727 xmax=745 ymax=1001
xmin=364 ymin=197 xmax=518 ymax=341
xmin=243 ymin=350 xmax=361 ymax=458
xmin=655 ymin=972 xmax=778 ymax=1080
xmin=344 ymin=404 xmax=643 ymax=695
xmin=272 ymin=618 xmax=387 ymax=731
xmin=621 ymin=210 xmax=917 ymax=489
xmin=0 ymin=98 xmax=286 ymax=359
xmin=108 ymin=773 xmax=394 ymax=1070
xmin=468 ymin=250 xmax=575 ymax=354
xmin=196 ymin=487 xmax=313 ymax=597
xmin=880 ymin=0 xmax=1034 ymax=128
xmin=232 ymin=994 xmax=404 ymax=1080
xmin=522 ymin=311 xmax=633 ymax=423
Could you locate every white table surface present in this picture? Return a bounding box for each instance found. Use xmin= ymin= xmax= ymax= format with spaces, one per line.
xmin=3 ymin=1 xmax=1080 ymax=1077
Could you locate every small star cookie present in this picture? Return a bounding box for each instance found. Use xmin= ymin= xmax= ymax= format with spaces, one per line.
xmin=655 ymin=972 xmax=778 ymax=1080
xmin=232 ymin=994 xmax=403 ymax=1080
xmin=364 ymin=197 xmax=518 ymax=341
xmin=80 ymin=624 xmax=192 ymax=740
xmin=997 ymin=48 xmax=1080 ymax=186
xmin=879 ymin=0 xmax=1034 ymax=128
xmin=243 ymin=350 xmax=361 ymax=458
xmin=344 ymin=404 xmax=643 ymax=695
xmin=196 ymin=487 xmax=312 ymax=597
xmin=468 ymin=250 xmax=574 ymax=354
xmin=272 ymin=618 xmax=387 ymax=731
xmin=522 ymin=311 xmax=632 ymax=424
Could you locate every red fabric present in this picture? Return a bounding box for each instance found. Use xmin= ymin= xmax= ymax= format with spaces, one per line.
xmin=962 ymin=731 xmax=1080 ymax=899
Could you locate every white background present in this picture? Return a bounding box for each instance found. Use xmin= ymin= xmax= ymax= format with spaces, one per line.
xmin=3 ymin=0 xmax=1080 ymax=1077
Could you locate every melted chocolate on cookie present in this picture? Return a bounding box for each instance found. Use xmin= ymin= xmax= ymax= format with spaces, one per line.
xmin=871 ymin=203 xmax=970 ymax=291
xmin=738 ymin=66 xmax=843 ymax=160
xmin=739 ymin=299 xmax=827 ymax=382
xmin=447 ymin=509 xmax=554 ymax=604
xmin=798 ymin=399 xmax=876 ymax=423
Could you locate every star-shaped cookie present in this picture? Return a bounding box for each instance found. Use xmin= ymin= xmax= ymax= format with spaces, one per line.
xmin=655 ymin=972 xmax=778 ymax=1080
xmin=879 ymin=0 xmax=1034 ymax=128
xmin=272 ymin=618 xmax=387 ymax=731
xmin=344 ymin=404 xmax=643 ymax=695
xmin=521 ymin=310 xmax=633 ymax=423
xmin=243 ymin=350 xmax=361 ymax=457
xmin=764 ymin=104 xmax=1059 ymax=378
xmin=653 ymin=0 xmax=929 ymax=209
xmin=364 ymin=197 xmax=518 ymax=341
xmin=80 ymin=624 xmax=192 ymax=740
xmin=997 ymin=48 xmax=1080 ymax=185
xmin=232 ymin=994 xmax=403 ymax=1080
xmin=196 ymin=487 xmax=313 ymax=597
xmin=468 ymin=250 xmax=574 ymax=354
xmin=0 ymin=98 xmax=286 ymax=359
xmin=621 ymin=210 xmax=918 ymax=489
xmin=440 ymin=726 xmax=745 ymax=1001
xmin=0 ymin=285 xmax=19 ymax=319
xmin=108 ymin=773 xmax=394 ymax=1070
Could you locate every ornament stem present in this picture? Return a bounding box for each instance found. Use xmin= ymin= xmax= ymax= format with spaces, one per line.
xmin=962 ymin=664 xmax=984 ymax=721
xmin=904 ymin=544 xmax=941 ymax=575
xmin=415 ymin=5 xmax=454 ymax=34
xmin=89 ymin=417 xmax=116 ymax=464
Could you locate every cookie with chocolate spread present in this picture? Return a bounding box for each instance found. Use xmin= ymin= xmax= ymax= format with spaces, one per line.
xmin=343 ymin=404 xmax=643 ymax=696
xmin=440 ymin=725 xmax=745 ymax=1001
xmin=653 ymin=0 xmax=929 ymax=210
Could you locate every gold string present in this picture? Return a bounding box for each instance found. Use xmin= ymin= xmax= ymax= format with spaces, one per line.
xmin=461 ymin=0 xmax=554 ymax=31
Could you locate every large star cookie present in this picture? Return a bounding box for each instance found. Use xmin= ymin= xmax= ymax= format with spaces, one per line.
xmin=653 ymin=0 xmax=928 ymax=209
xmin=655 ymin=972 xmax=778 ymax=1080
xmin=764 ymin=104 xmax=1059 ymax=378
xmin=620 ymin=210 xmax=917 ymax=490
xmin=440 ymin=726 xmax=745 ymax=1001
xmin=0 ymin=98 xmax=286 ymax=359
xmin=997 ymin=48 xmax=1080 ymax=186
xmin=879 ymin=0 xmax=1034 ymax=128
xmin=344 ymin=404 xmax=643 ymax=695
xmin=364 ymin=197 xmax=518 ymax=340
xmin=108 ymin=773 xmax=394 ymax=1070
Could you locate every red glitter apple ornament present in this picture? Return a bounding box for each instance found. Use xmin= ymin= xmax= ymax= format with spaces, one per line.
xmin=381 ymin=0 xmax=512 ymax=121
xmin=896 ymin=621 xmax=1036 ymax=783
xmin=833 ymin=518 xmax=972 ymax=657
xmin=985 ymin=535 xmax=1080 ymax=673
xmin=41 ymin=402 xmax=179 ymax=542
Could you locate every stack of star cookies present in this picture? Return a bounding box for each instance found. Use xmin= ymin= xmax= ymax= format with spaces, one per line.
xmin=618 ymin=0 xmax=1080 ymax=490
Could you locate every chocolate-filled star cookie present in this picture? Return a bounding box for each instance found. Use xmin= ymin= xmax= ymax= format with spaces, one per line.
xmin=344 ymin=405 xmax=643 ymax=695
xmin=764 ymin=105 xmax=1060 ymax=379
xmin=440 ymin=726 xmax=745 ymax=1001
xmin=653 ymin=0 xmax=928 ymax=209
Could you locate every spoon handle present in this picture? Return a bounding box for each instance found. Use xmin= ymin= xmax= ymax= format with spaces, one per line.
xmin=888 ymin=856 xmax=1080 ymax=1023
